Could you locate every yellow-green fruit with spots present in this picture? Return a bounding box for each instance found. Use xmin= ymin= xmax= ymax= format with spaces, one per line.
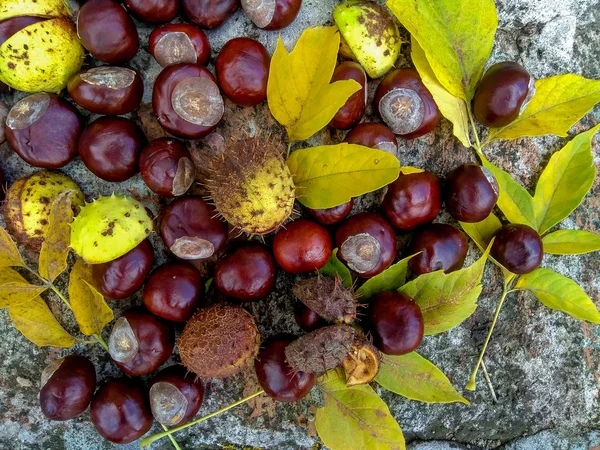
xmin=0 ymin=0 xmax=71 ymax=21
xmin=70 ymin=194 xmax=154 ymax=264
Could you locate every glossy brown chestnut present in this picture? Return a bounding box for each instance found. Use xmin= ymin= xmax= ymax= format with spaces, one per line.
xmin=409 ymin=224 xmax=468 ymax=275
xmin=77 ymin=0 xmax=139 ymax=64
xmin=216 ymin=37 xmax=270 ymax=106
xmin=294 ymin=302 xmax=327 ymax=331
xmin=90 ymin=378 xmax=152 ymax=444
xmin=5 ymin=93 xmax=82 ymax=169
xmin=446 ymin=164 xmax=499 ymax=223
xmin=0 ymin=101 xmax=7 ymax=145
xmin=241 ymin=0 xmax=302 ymax=30
xmin=473 ymin=62 xmax=534 ymax=128
xmin=368 ymin=291 xmax=424 ymax=355
xmin=491 ymin=224 xmax=543 ymax=274
xmin=160 ymin=196 xmax=228 ymax=260
xmin=273 ymin=219 xmax=332 ymax=274
xmin=153 ymin=63 xmax=224 ymax=139
xmin=335 ymin=212 xmax=396 ymax=278
xmin=91 ymin=239 xmax=154 ymax=300
xmin=214 ymin=242 xmax=276 ymax=302
xmin=39 ymin=355 xmax=96 ymax=421
xmin=374 ymin=68 xmax=440 ymax=139
xmin=304 ymin=198 xmax=354 ymax=226
xmin=67 ymin=66 xmax=143 ymax=115
xmin=140 ymin=138 xmax=195 ymax=197
xmin=381 ymin=171 xmax=441 ymax=231
xmin=330 ymin=62 xmax=367 ymax=130
xmin=343 ymin=122 xmax=398 ymax=156
xmin=143 ymin=262 xmax=204 ymax=322
xmin=78 ymin=116 xmax=145 ymax=182
xmin=0 ymin=16 xmax=46 ymax=46
xmin=149 ymin=23 xmax=211 ymax=68
xmin=254 ymin=334 xmax=316 ymax=402
xmin=182 ymin=0 xmax=238 ymax=29
xmin=125 ymin=0 xmax=179 ymax=23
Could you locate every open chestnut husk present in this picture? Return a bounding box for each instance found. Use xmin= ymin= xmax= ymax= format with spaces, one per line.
xmin=149 ymin=23 xmax=211 ymax=68
xmin=140 ymin=138 xmax=195 ymax=197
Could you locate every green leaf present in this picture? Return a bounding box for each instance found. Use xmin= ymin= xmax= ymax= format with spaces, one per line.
xmin=39 ymin=190 xmax=75 ymax=282
xmin=287 ymin=143 xmax=400 ymax=209
xmin=316 ymin=369 xmax=405 ymax=450
xmin=532 ymin=124 xmax=600 ymax=234
xmin=487 ymin=74 xmax=600 ymax=141
xmin=459 ymin=214 xmax=502 ymax=252
xmin=515 ymin=268 xmax=600 ymax=324
xmin=542 ymin=230 xmax=600 ymax=255
xmin=356 ymin=254 xmax=418 ymax=301
xmin=376 ymin=352 xmax=469 ymax=405
xmin=318 ymin=249 xmax=352 ymax=288
xmin=387 ymin=0 xmax=497 ymax=100
xmin=0 ymin=226 xmax=24 ymax=268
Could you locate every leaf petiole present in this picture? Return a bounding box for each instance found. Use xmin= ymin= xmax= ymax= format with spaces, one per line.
xmin=161 ymin=424 xmax=182 ymax=450
xmin=286 ymin=141 xmax=294 ymax=158
xmin=467 ymin=106 xmax=483 ymax=153
xmin=93 ymin=333 xmax=109 ymax=352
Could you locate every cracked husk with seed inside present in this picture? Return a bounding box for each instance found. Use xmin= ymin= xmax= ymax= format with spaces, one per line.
xmin=292 ymin=276 xmax=358 ymax=324
xmin=343 ymin=338 xmax=380 ymax=387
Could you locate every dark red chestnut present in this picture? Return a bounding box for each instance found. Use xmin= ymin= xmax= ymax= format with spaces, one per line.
xmin=78 ymin=116 xmax=145 ymax=182
xmin=491 ymin=224 xmax=543 ymax=274
xmin=335 ymin=212 xmax=396 ymax=279
xmin=39 ymin=355 xmax=96 ymax=421
xmin=473 ymin=62 xmax=535 ymax=128
xmin=294 ymin=302 xmax=327 ymax=331
xmin=149 ymin=365 xmax=204 ymax=426
xmin=182 ymin=0 xmax=238 ymax=29
xmin=159 ymin=196 xmax=228 ymax=260
xmin=216 ymin=37 xmax=270 ymax=107
xmin=90 ymin=378 xmax=152 ymax=444
xmin=330 ymin=62 xmax=367 ymax=130
xmin=67 ymin=66 xmax=143 ymax=115
xmin=149 ymin=23 xmax=211 ymax=68
xmin=5 ymin=93 xmax=82 ymax=169
xmin=0 ymin=16 xmax=46 ymax=46
xmin=381 ymin=171 xmax=441 ymax=231
xmin=77 ymin=0 xmax=139 ymax=64
xmin=153 ymin=63 xmax=224 ymax=139
xmin=91 ymin=239 xmax=154 ymax=300
xmin=374 ymin=68 xmax=440 ymax=139
xmin=446 ymin=164 xmax=499 ymax=223
xmin=254 ymin=335 xmax=316 ymax=402
xmin=368 ymin=291 xmax=423 ymax=355
xmin=214 ymin=242 xmax=276 ymax=302
xmin=143 ymin=262 xmax=204 ymax=322
xmin=409 ymin=224 xmax=468 ymax=275
xmin=140 ymin=138 xmax=195 ymax=197
xmin=304 ymin=199 xmax=354 ymax=226
xmin=343 ymin=122 xmax=398 ymax=156
xmin=241 ymin=0 xmax=302 ymax=30
xmin=125 ymin=0 xmax=179 ymax=23
xmin=273 ymin=219 xmax=332 ymax=274
xmin=0 ymin=101 xmax=6 ymax=145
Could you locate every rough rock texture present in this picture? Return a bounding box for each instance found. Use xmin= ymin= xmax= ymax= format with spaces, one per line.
xmin=0 ymin=0 xmax=599 ymax=449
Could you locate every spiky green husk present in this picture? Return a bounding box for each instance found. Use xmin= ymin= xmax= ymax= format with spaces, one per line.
xmin=292 ymin=276 xmax=357 ymax=324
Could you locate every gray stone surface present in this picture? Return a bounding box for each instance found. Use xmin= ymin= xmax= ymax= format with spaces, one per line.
xmin=0 ymin=0 xmax=599 ymax=449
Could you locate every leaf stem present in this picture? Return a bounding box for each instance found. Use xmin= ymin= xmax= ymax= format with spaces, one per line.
xmin=286 ymin=141 xmax=293 ymax=158
xmin=23 ymin=264 xmax=49 ymax=286
xmin=480 ymin=359 xmax=498 ymax=402
xmin=93 ymin=333 xmax=109 ymax=352
xmin=49 ymin=284 xmax=72 ymax=311
xmin=161 ymin=424 xmax=182 ymax=450
xmin=467 ymin=107 xmax=483 ymax=153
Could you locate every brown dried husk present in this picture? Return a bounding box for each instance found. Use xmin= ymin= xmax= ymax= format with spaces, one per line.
xmin=292 ymin=276 xmax=357 ymax=324
xmin=343 ymin=338 xmax=381 ymax=387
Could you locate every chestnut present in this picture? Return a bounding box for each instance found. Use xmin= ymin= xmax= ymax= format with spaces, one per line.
xmin=273 ymin=219 xmax=332 ymax=274
xmin=182 ymin=0 xmax=238 ymax=29
xmin=381 ymin=171 xmax=441 ymax=231
xmin=216 ymin=37 xmax=270 ymax=107
xmin=491 ymin=224 xmax=543 ymax=274
xmin=0 ymin=101 xmax=7 ymax=145
xmin=77 ymin=0 xmax=139 ymax=64
xmin=90 ymin=378 xmax=152 ymax=444
xmin=160 ymin=196 xmax=228 ymax=260
xmin=343 ymin=122 xmax=398 ymax=156
xmin=149 ymin=23 xmax=211 ymax=68
xmin=241 ymin=0 xmax=302 ymax=30
xmin=254 ymin=335 xmax=316 ymax=402
xmin=125 ymin=0 xmax=179 ymax=24
xmin=335 ymin=212 xmax=396 ymax=279
xmin=214 ymin=242 xmax=276 ymax=302
xmin=91 ymin=239 xmax=154 ymax=300
xmin=149 ymin=365 xmax=204 ymax=426
xmin=5 ymin=93 xmax=82 ymax=169
xmin=140 ymin=138 xmax=195 ymax=197
xmin=409 ymin=224 xmax=468 ymax=275
xmin=329 ymin=62 xmax=367 ymax=130
xmin=367 ymin=291 xmax=424 ymax=355
xmin=304 ymin=199 xmax=354 ymax=226
xmin=373 ymin=68 xmax=440 ymax=139
xmin=67 ymin=66 xmax=143 ymax=115
xmin=143 ymin=262 xmax=204 ymax=322
xmin=78 ymin=116 xmax=146 ymax=182
xmin=39 ymin=355 xmax=96 ymax=421
xmin=0 ymin=16 xmax=46 ymax=46
xmin=445 ymin=164 xmax=499 ymax=223
xmin=294 ymin=302 xmax=327 ymax=331
xmin=473 ymin=62 xmax=535 ymax=128
xmin=153 ymin=63 xmax=224 ymax=139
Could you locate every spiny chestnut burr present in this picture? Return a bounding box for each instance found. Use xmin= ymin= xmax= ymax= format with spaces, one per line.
xmin=182 ymin=0 xmax=239 ymax=29
xmin=374 ymin=68 xmax=440 ymax=139
xmin=77 ymin=0 xmax=139 ymax=64
xmin=292 ymin=276 xmax=357 ymax=324
xmin=216 ymin=37 xmax=270 ymax=107
xmin=473 ymin=62 xmax=535 ymax=128
xmin=330 ymin=62 xmax=367 ymax=130
xmin=149 ymin=24 xmax=211 ymax=68
xmin=67 ymin=66 xmax=143 ymax=115
xmin=140 ymin=138 xmax=195 ymax=197
xmin=241 ymin=0 xmax=302 ymax=30
xmin=304 ymin=199 xmax=354 ymax=226
xmin=294 ymin=302 xmax=327 ymax=332
xmin=446 ymin=164 xmax=499 ymax=223
xmin=159 ymin=196 xmax=228 ymax=260
xmin=39 ymin=355 xmax=96 ymax=421
xmin=273 ymin=219 xmax=332 ymax=274
xmin=343 ymin=122 xmax=398 ymax=156
xmin=5 ymin=93 xmax=82 ymax=169
xmin=409 ymin=224 xmax=468 ymax=275
xmin=491 ymin=224 xmax=543 ymax=274
xmin=125 ymin=0 xmax=179 ymax=24
xmin=335 ymin=212 xmax=396 ymax=279
xmin=381 ymin=171 xmax=441 ymax=231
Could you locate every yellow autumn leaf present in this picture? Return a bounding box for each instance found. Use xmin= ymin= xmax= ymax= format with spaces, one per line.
xmin=267 ymin=26 xmax=361 ymax=142
xmin=0 ymin=226 xmax=24 ymax=268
